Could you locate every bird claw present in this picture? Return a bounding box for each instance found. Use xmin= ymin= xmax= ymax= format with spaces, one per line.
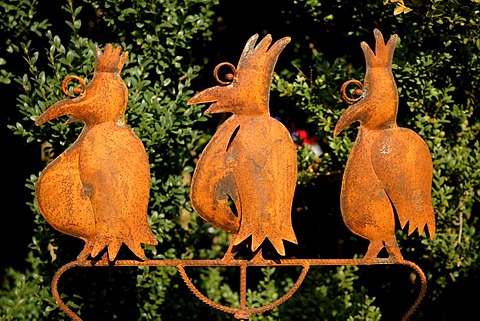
xmin=250 ymin=249 xmax=265 ymax=264
xmin=221 ymin=251 xmax=236 ymax=263
xmin=386 ymin=247 xmax=404 ymax=263
xmin=363 ymin=239 xmax=404 ymax=263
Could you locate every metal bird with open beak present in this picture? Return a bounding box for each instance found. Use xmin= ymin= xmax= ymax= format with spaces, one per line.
xmin=188 ymin=34 xmax=298 ymax=259
xmin=334 ymin=29 xmax=436 ymax=261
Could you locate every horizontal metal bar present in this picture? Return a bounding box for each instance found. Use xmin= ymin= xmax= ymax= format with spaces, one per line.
xmin=74 ymin=257 xmax=399 ymax=268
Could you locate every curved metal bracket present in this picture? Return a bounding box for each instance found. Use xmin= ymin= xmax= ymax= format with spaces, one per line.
xmin=178 ymin=263 xmax=309 ymax=320
xmin=50 ymin=258 xmax=426 ymax=321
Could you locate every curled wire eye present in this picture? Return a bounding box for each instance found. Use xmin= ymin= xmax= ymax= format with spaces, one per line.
xmin=213 ymin=62 xmax=236 ymax=86
xmin=340 ymin=79 xmax=363 ymax=103
xmin=61 ymin=75 xmax=86 ymax=97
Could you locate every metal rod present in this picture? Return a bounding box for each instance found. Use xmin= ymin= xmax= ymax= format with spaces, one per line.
xmin=51 ymin=258 xmax=424 ymax=321
xmin=76 ymin=257 xmax=398 ymax=267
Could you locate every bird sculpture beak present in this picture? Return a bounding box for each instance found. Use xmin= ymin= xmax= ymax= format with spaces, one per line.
xmin=35 ymin=96 xmax=86 ymax=126
xmin=333 ymin=98 xmax=368 ymax=137
xmin=187 ymin=85 xmax=234 ymax=114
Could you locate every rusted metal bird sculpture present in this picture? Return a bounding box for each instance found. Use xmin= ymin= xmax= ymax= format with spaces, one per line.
xmin=35 ymin=44 xmax=158 ymax=261
xmin=334 ymin=29 xmax=435 ymax=261
xmin=188 ymin=34 xmax=298 ymax=259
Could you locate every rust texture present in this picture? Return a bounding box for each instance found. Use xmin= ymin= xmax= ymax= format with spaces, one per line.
xmin=187 ymin=34 xmax=298 ymax=258
xmin=51 ymin=257 xmax=424 ymax=321
xmin=35 ymin=44 xmax=158 ymax=262
xmin=36 ymin=33 xmax=431 ymax=321
xmin=334 ymin=29 xmax=436 ymax=261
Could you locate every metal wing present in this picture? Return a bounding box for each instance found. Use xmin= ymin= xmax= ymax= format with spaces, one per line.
xmin=190 ymin=117 xmax=242 ymax=234
xmin=79 ymin=123 xmax=157 ymax=260
xmin=371 ymin=127 xmax=436 ymax=238
xmin=232 ymin=117 xmax=298 ymax=255
xmin=35 ymin=144 xmax=96 ymax=240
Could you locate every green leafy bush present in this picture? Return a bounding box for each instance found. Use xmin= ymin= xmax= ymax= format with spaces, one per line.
xmin=1 ymin=0 xmax=478 ymax=320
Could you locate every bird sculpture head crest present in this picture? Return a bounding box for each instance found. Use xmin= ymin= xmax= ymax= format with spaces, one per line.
xmin=187 ymin=34 xmax=290 ymax=115
xmin=34 ymin=44 xmax=131 ymax=126
xmin=236 ymin=33 xmax=290 ymax=89
xmin=361 ymin=29 xmax=398 ymax=69
xmin=334 ymin=29 xmax=400 ymax=135
xmin=94 ymin=44 xmax=128 ymax=74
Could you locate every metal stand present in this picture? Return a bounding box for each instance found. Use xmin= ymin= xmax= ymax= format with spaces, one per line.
xmin=51 ymin=257 xmax=426 ymax=321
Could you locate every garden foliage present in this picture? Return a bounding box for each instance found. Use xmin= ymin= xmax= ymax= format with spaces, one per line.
xmin=0 ymin=0 xmax=479 ymax=320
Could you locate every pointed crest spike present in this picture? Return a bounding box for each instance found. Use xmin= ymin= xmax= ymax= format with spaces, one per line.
xmin=255 ymin=34 xmax=273 ymax=54
xmin=362 ymin=29 xmax=398 ymax=68
xmin=94 ymin=44 xmax=128 ymax=74
xmin=237 ymin=34 xmax=290 ymax=72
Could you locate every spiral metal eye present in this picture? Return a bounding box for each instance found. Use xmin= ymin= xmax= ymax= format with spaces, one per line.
xmin=213 ymin=62 xmax=236 ymax=86
xmin=340 ymin=79 xmax=364 ymax=103
xmin=61 ymin=75 xmax=86 ymax=98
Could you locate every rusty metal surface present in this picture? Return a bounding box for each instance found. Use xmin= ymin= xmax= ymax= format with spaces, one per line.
xmin=51 ymin=257 xmax=424 ymax=321
xmin=187 ymin=33 xmax=298 ymax=258
xmin=35 ymin=44 xmax=158 ymax=262
xmin=334 ymin=29 xmax=436 ymax=261
xmin=36 ymin=33 xmax=431 ymax=321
